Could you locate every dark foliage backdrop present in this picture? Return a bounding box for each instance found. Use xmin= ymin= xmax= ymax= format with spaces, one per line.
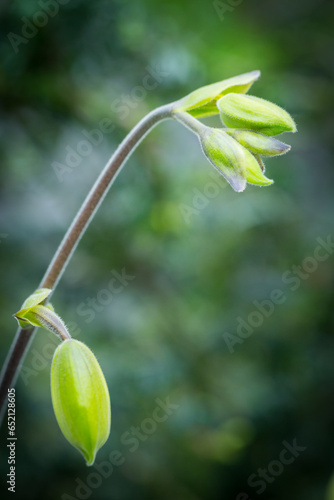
xmin=1 ymin=0 xmax=334 ymax=499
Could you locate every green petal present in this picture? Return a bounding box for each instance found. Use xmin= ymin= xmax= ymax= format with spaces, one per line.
xmin=245 ymin=154 xmax=273 ymax=186
xmin=174 ymin=70 xmax=260 ymax=118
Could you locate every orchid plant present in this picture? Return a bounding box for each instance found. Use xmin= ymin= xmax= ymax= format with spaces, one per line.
xmin=0 ymin=70 xmax=296 ymax=465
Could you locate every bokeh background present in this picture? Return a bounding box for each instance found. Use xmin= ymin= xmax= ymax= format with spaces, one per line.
xmin=1 ymin=0 xmax=334 ymax=499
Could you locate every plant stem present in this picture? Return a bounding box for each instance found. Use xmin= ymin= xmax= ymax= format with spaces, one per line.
xmin=173 ymin=110 xmax=207 ymax=135
xmin=0 ymin=103 xmax=173 ymax=422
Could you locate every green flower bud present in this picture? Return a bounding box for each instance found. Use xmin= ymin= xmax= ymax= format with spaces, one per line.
xmin=199 ymin=128 xmax=273 ymax=192
xmin=51 ymin=339 xmax=111 ymax=466
xmin=225 ymin=129 xmax=291 ymax=157
xmin=217 ymin=93 xmax=297 ymax=136
xmin=174 ymin=70 xmax=260 ymax=118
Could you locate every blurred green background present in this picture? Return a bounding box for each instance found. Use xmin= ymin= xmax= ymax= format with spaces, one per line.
xmin=1 ymin=0 xmax=334 ymax=499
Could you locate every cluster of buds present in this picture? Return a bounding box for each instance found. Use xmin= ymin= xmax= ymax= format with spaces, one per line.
xmin=173 ymin=70 xmax=296 ymax=192
xmin=14 ymin=289 xmax=111 ymax=466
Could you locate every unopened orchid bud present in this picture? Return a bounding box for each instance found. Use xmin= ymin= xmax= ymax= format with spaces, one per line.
xmin=51 ymin=339 xmax=111 ymax=466
xmin=225 ymin=129 xmax=291 ymax=157
xmin=199 ymin=128 xmax=273 ymax=192
xmin=217 ymin=93 xmax=297 ymax=136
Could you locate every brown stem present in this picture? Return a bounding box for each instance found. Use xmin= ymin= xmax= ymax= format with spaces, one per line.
xmin=0 ymin=104 xmax=173 ymax=422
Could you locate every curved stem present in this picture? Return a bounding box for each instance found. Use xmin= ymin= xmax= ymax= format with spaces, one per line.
xmin=0 ymin=103 xmax=173 ymax=422
xmin=173 ymin=110 xmax=207 ymax=135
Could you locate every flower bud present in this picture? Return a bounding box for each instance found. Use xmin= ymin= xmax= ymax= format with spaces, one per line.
xmin=225 ymin=129 xmax=291 ymax=157
xmin=217 ymin=93 xmax=297 ymax=136
xmin=199 ymin=128 xmax=273 ymax=192
xmin=51 ymin=339 xmax=111 ymax=466
xmin=174 ymin=70 xmax=260 ymax=118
